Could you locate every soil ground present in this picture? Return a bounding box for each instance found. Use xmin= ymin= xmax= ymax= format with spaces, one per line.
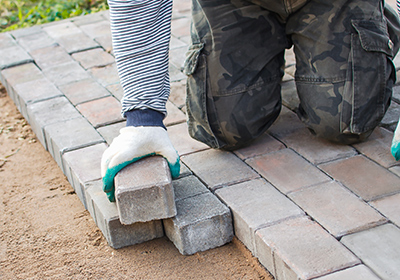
xmin=0 ymin=83 xmax=273 ymax=280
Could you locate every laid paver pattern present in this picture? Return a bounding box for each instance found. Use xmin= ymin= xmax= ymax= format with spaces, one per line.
xmin=1 ymin=0 xmax=400 ymax=278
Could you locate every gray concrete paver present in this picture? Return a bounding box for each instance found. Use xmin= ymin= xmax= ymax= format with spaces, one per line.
xmin=58 ymin=79 xmax=111 ymax=105
xmin=370 ymin=192 xmax=400 ymax=227
xmin=314 ymin=265 xmax=381 ymax=280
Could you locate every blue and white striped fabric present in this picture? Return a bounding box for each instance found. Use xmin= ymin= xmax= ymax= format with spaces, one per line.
xmin=108 ymin=0 xmax=173 ymax=117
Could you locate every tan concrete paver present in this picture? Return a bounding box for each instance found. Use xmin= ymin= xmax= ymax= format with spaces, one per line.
xmin=246 ymin=148 xmax=330 ymax=194
xmin=341 ymin=224 xmax=400 ymax=280
xmin=370 ymin=192 xmax=400 ymax=227
xmin=289 ymin=181 xmax=386 ymax=238
xmin=320 ymin=155 xmax=400 ymax=201
xmin=233 ymin=132 xmax=285 ymax=160
xmin=255 ymin=216 xmax=360 ymax=280
xmin=167 ymin=122 xmax=210 ymax=156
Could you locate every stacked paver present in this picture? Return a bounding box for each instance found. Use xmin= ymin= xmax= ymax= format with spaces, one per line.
xmin=1 ymin=0 xmax=400 ymax=278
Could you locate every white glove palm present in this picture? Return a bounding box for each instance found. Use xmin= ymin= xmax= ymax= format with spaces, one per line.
xmin=101 ymin=126 xmax=180 ymax=202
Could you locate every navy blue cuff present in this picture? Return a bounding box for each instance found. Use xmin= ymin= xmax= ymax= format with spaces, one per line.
xmin=125 ymin=109 xmax=166 ymax=130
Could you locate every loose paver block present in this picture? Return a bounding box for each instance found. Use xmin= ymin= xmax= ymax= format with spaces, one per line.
xmin=233 ymin=132 xmax=285 ymax=160
xmin=370 ymin=193 xmax=400 ymax=227
xmin=181 ymin=149 xmax=259 ymax=190
xmin=164 ymin=192 xmax=233 ymax=255
xmin=246 ymin=148 xmax=330 ymax=194
xmin=115 ymin=156 xmax=176 ymax=224
xmin=58 ymin=79 xmax=111 ymax=105
xmin=289 ymin=181 xmax=386 ymax=238
xmin=314 ymin=265 xmax=380 ymax=280
xmin=320 ymin=155 xmax=400 ymax=201
xmin=341 ymin=224 xmax=400 ymax=280
xmin=255 ymin=216 xmax=360 ymax=280
xmin=62 ymin=143 xmax=107 ymax=208
xmin=76 ymin=96 xmax=124 ymax=128
xmin=85 ymin=180 xmax=164 ymax=249
xmin=216 ymin=179 xmax=304 ymax=253
xmin=279 ymin=128 xmax=357 ymax=165
xmin=26 ymin=96 xmax=82 ymax=149
xmin=44 ymin=117 xmax=104 ymax=170
xmin=167 ymin=122 xmax=210 ymax=156
xmin=172 ymin=175 xmax=209 ymax=201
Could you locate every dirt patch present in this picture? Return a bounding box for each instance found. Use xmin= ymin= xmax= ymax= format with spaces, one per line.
xmin=0 ymin=83 xmax=273 ymax=279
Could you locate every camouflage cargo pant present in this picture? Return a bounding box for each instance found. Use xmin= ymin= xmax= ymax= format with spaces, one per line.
xmin=184 ymin=0 xmax=400 ymax=149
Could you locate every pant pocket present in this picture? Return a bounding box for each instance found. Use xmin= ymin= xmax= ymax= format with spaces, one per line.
xmin=342 ymin=19 xmax=395 ymax=134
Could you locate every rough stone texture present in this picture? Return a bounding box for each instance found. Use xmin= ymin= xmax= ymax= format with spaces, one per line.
xmin=167 ymin=122 xmax=210 ymax=156
xmin=279 ymin=128 xmax=357 ymax=165
xmin=172 ymin=175 xmax=209 ymax=201
xmin=246 ymin=148 xmax=330 ymax=194
xmin=314 ymin=265 xmax=380 ymax=280
xmin=26 ymin=96 xmax=82 ymax=149
xmin=62 ymin=143 xmax=107 ymax=208
xmin=58 ymin=79 xmax=111 ymax=105
xmin=72 ymin=48 xmax=115 ymax=69
xmin=114 ymin=156 xmax=176 ymax=224
xmin=96 ymin=121 xmax=126 ymax=145
xmin=320 ymin=155 xmax=400 ymax=201
xmin=370 ymin=192 xmax=400 ymax=227
xmin=163 ymin=192 xmax=233 ymax=255
xmin=0 ymin=45 xmax=33 ymax=70
xmin=44 ymin=117 xmax=104 ymax=170
xmin=29 ymin=45 xmax=73 ymax=69
xmin=216 ymin=179 xmax=304 ymax=253
xmin=42 ymin=61 xmax=91 ymax=86
xmin=182 ymin=149 xmax=259 ymax=190
xmin=341 ymin=224 xmax=400 ymax=280
xmin=353 ymin=127 xmax=399 ymax=168
xmin=289 ymin=181 xmax=386 ymax=238
xmin=255 ymin=216 xmax=360 ymax=280
xmin=85 ymin=180 xmax=164 ymax=249
xmin=233 ymin=133 xmax=285 ymax=160
xmin=76 ymin=96 xmax=123 ymax=128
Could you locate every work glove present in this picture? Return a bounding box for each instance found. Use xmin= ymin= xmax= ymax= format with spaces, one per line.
xmin=101 ymin=126 xmax=180 ymax=202
xmin=391 ymin=121 xmax=400 ymax=161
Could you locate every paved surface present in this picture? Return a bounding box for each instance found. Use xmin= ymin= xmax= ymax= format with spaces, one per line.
xmin=1 ymin=0 xmax=400 ymax=279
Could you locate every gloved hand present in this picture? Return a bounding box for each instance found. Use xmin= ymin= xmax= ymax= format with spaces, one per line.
xmin=391 ymin=121 xmax=400 ymax=161
xmin=101 ymin=126 xmax=180 ymax=202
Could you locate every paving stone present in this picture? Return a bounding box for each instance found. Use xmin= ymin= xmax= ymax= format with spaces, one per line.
xmin=89 ymin=64 xmax=120 ymax=86
xmin=169 ymin=80 xmax=186 ymax=109
xmin=255 ymin=216 xmax=360 ymax=280
xmin=388 ymin=164 xmax=400 ymax=176
xmin=29 ymin=45 xmax=73 ymax=69
xmin=72 ymin=48 xmax=114 ymax=69
xmin=381 ymin=101 xmax=400 ymax=126
xmin=96 ymin=121 xmax=126 ymax=145
xmin=58 ymin=79 xmax=111 ymax=105
xmin=44 ymin=117 xmax=104 ymax=170
xmin=114 ymin=156 xmax=176 ymax=224
xmin=72 ymin=13 xmax=106 ymax=26
xmin=42 ymin=61 xmax=91 ymax=86
xmin=370 ymin=192 xmax=400 ymax=227
xmin=16 ymin=32 xmax=57 ymax=52
xmin=56 ymin=33 xmax=100 ymax=54
xmin=85 ymin=180 xmax=164 ymax=249
xmin=106 ymin=83 xmax=123 ymax=101
xmin=76 ymin=96 xmax=123 ymax=128
xmin=314 ymin=265 xmax=380 ymax=280
xmin=0 ymin=33 xmax=16 ymax=49
xmin=172 ymin=175 xmax=209 ymax=201
xmin=167 ymin=122 xmax=210 ymax=156
xmin=281 ymin=80 xmax=299 ymax=110
xmin=392 ymin=84 xmax=400 ymax=103
xmin=216 ymin=179 xmax=304 ymax=253
xmin=94 ymin=34 xmax=113 ymax=53
xmin=9 ymin=26 xmax=42 ymax=39
xmin=341 ymin=224 xmax=400 ymax=280
xmin=353 ymin=127 xmax=399 ymax=168
xmin=171 ymin=17 xmax=191 ymax=38
xmin=170 ymin=46 xmax=187 ymax=70
xmin=164 ymin=192 xmax=233 ymax=255
xmin=181 ymin=149 xmax=259 ymax=190
xmin=0 ymin=63 xmax=44 ymax=106
xmin=165 ymin=101 xmax=186 ymax=126
xmin=26 ymin=96 xmax=81 ymax=149
xmin=14 ymin=78 xmax=64 ymax=120
xmin=43 ymin=21 xmax=81 ymax=38
xmin=0 ymin=45 xmax=33 ymax=70
xmin=170 ymin=36 xmax=187 ymax=50
xmin=268 ymin=106 xmax=304 ymax=139
xmin=246 ymin=148 xmax=330 ymax=194
xmin=80 ymin=21 xmax=111 ymax=39
xmin=233 ymin=132 xmax=285 ymax=160
xmin=169 ymin=63 xmax=186 ymax=82
xmin=320 ymin=155 xmax=400 ymax=201
xmin=279 ymin=128 xmax=357 ymax=165
xmin=289 ymin=181 xmax=386 ymax=238
xmin=62 ymin=143 xmax=107 ymax=207
xmin=178 ymin=35 xmax=191 ymax=45
xmin=285 ymin=47 xmax=296 ymax=66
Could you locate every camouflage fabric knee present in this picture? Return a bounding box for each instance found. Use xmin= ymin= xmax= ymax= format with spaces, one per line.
xmin=184 ymin=0 xmax=400 ymax=148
